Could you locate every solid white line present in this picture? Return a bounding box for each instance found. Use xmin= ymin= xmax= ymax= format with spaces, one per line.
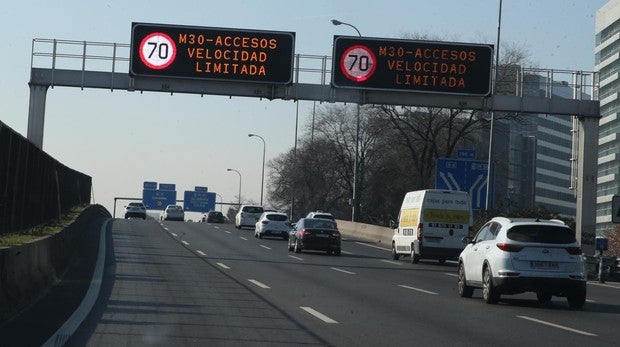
xmin=248 ymin=279 xmax=270 ymax=289
xmin=588 ymin=282 xmax=620 ymax=289
xmin=43 ymin=218 xmax=110 ymax=347
xmin=444 ymin=272 xmax=458 ymax=277
xmin=217 ymin=262 xmax=230 ymax=269
xmin=260 ymin=245 xmax=272 ymax=250
xmin=240 ymin=236 xmax=248 ymax=241
xmin=380 ymin=259 xmax=402 ymax=266
xmin=398 ymin=285 xmax=439 ymax=295
xmin=196 ymin=250 xmax=206 ymax=256
xmin=171 ymin=232 xmax=178 ymax=237
xmin=355 ymin=241 xmax=390 ymax=251
xmin=516 ymin=315 xmax=597 ymax=336
xmin=300 ymin=307 xmax=338 ymax=324
xmin=181 ymin=240 xmax=190 ymax=246
xmin=331 ymin=267 xmax=356 ymax=275
xmin=288 ymin=255 xmax=304 ymax=261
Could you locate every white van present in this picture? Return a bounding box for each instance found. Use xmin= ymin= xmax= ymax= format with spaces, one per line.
xmin=391 ymin=189 xmax=472 ymax=263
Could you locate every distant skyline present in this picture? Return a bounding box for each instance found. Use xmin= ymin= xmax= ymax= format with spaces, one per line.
xmin=0 ymin=0 xmax=607 ymax=216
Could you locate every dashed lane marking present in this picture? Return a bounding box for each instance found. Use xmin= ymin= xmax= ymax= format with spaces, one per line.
xmin=248 ymin=279 xmax=270 ymax=289
xmin=288 ymin=255 xmax=304 ymax=261
xmin=260 ymin=245 xmax=272 ymax=250
xmin=398 ymin=285 xmax=438 ymax=295
xmin=355 ymin=241 xmax=390 ymax=251
xmin=196 ymin=250 xmax=206 ymax=256
xmin=516 ymin=315 xmax=597 ymax=336
xmin=331 ymin=267 xmax=356 ymax=275
xmin=217 ymin=262 xmax=230 ymax=269
xmin=380 ymin=260 xmax=402 ymax=266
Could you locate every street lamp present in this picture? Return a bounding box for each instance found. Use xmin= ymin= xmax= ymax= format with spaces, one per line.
xmin=226 ymin=168 xmax=242 ymax=208
xmin=332 ymin=18 xmax=362 ymax=222
xmin=248 ymin=133 xmax=266 ymax=206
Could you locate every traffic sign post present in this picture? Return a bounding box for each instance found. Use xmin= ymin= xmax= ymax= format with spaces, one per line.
xmin=332 ymin=36 xmax=493 ymax=95
xmin=130 ymin=22 xmax=295 ymax=84
xmin=435 ymin=158 xmax=494 ymax=210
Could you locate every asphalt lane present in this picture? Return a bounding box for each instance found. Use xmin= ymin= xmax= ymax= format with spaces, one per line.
xmin=67 ymin=219 xmax=620 ymax=346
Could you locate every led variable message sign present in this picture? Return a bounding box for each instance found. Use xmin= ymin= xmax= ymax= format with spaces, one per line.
xmin=332 ymin=36 xmax=494 ymax=96
xmin=130 ymin=22 xmax=295 ymax=84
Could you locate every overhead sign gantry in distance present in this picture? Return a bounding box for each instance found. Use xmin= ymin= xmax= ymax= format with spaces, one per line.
xmin=130 ymin=22 xmax=295 ymax=84
xmin=332 ymin=36 xmax=494 ymax=96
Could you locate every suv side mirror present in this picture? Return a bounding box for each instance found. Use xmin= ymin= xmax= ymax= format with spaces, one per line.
xmin=462 ymin=236 xmax=473 ymax=244
xmin=389 ymin=220 xmax=398 ymax=229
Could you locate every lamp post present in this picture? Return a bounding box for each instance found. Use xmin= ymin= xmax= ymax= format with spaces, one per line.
xmin=226 ymin=168 xmax=242 ymax=208
xmin=332 ymin=18 xmax=361 ymax=222
xmin=248 ymin=133 xmax=266 ymax=206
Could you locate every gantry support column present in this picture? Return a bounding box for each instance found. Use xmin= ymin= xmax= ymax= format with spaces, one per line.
xmin=27 ymin=83 xmax=50 ymax=149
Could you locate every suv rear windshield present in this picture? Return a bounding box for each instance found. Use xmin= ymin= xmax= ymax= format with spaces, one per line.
xmin=305 ymin=219 xmax=337 ymax=229
xmin=507 ymin=225 xmax=576 ymax=244
xmin=266 ymin=214 xmax=288 ymax=222
xmin=243 ymin=206 xmax=264 ymax=214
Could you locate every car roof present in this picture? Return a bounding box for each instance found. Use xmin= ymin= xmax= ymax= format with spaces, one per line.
xmin=491 ymin=217 xmax=567 ymax=226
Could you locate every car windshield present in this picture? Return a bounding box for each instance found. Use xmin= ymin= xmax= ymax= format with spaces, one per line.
xmin=243 ymin=206 xmax=264 ymax=213
xmin=266 ymin=214 xmax=288 ymax=222
xmin=210 ymin=212 xmax=222 ymax=216
xmin=507 ymin=225 xmax=576 ymax=244
xmin=304 ymin=219 xmax=337 ymax=229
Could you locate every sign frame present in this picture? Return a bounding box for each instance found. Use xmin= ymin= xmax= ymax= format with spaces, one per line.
xmin=130 ymin=22 xmax=296 ymax=84
xmin=332 ymin=35 xmax=494 ymax=96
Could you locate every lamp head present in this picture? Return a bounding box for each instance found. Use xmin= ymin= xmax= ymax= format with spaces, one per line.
xmin=331 ymin=19 xmax=342 ymax=26
xmin=248 ymin=133 xmax=254 ymax=137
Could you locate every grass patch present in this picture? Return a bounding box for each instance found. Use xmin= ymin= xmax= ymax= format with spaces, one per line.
xmin=0 ymin=205 xmax=89 ymax=248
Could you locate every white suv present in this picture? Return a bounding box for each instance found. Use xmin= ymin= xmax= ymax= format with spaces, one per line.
xmin=124 ymin=202 xmax=147 ymax=219
xmin=235 ymin=205 xmax=264 ymax=229
xmin=457 ymin=217 xmax=586 ymax=309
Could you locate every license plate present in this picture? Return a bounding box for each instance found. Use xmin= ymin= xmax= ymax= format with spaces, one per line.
xmin=315 ymin=234 xmax=329 ymax=238
xmin=530 ymin=261 xmax=559 ymax=270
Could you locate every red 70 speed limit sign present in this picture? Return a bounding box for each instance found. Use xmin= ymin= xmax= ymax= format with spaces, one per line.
xmin=340 ymin=45 xmax=376 ymax=82
xmin=139 ymin=32 xmax=177 ymax=70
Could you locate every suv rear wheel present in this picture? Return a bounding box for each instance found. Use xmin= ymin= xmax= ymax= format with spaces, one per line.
xmin=482 ymin=266 xmax=499 ymax=304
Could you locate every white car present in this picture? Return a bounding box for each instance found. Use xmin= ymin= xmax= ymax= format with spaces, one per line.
xmin=457 ymin=217 xmax=586 ymax=309
xmin=162 ymin=205 xmax=184 ymax=221
xmin=235 ymin=205 xmax=264 ymax=229
xmin=254 ymin=212 xmax=291 ymax=239
xmin=305 ymin=211 xmax=336 ymax=221
xmin=124 ymin=202 xmax=147 ymax=219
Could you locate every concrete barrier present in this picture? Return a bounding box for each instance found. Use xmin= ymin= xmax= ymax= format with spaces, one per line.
xmin=336 ymin=219 xmax=393 ymax=246
xmin=0 ymin=205 xmax=110 ymax=322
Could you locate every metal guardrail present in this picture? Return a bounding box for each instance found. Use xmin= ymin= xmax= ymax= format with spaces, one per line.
xmin=31 ymin=38 xmax=599 ymax=100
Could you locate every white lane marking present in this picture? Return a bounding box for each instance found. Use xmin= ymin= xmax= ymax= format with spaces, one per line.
xmin=214 ymin=226 xmax=220 ymax=229
xmin=355 ymin=241 xmax=390 ymax=251
xmin=196 ymin=250 xmax=206 ymax=256
xmin=171 ymin=232 xmax=178 ymax=237
xmin=588 ymin=282 xmax=620 ymax=289
xmin=331 ymin=267 xmax=356 ymax=275
xmin=516 ymin=316 xmax=597 ymax=336
xmin=248 ymin=279 xmax=270 ymax=289
xmin=224 ymin=230 xmax=231 ymax=234
xmin=181 ymin=240 xmax=190 ymax=246
xmin=586 ymin=299 xmax=596 ymax=303
xmin=444 ymin=272 xmax=458 ymax=277
xmin=163 ymin=227 xmax=169 ymax=231
xmin=217 ymin=262 xmax=230 ymax=269
xmin=342 ymin=250 xmax=353 ymax=255
xmin=240 ymin=237 xmax=248 ymax=241
xmin=260 ymin=245 xmax=272 ymax=250
xmin=300 ymin=307 xmax=338 ymax=324
xmin=288 ymin=255 xmax=304 ymax=261
xmin=380 ymin=259 xmax=402 ymax=266
xmin=398 ymin=285 xmax=439 ymax=295
xmin=43 ymin=219 xmax=109 ymax=347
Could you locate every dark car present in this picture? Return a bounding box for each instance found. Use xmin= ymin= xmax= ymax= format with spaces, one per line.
xmin=287 ymin=218 xmax=341 ymax=256
xmin=205 ymin=211 xmax=225 ymax=223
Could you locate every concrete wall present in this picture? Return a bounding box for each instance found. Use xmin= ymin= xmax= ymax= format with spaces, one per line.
xmin=0 ymin=205 xmax=110 ymax=322
xmin=336 ymin=219 xmax=393 ymax=246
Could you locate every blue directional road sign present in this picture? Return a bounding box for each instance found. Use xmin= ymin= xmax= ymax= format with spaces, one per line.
xmin=435 ymin=158 xmax=494 ymax=210
xmin=159 ymin=183 xmax=176 ymax=191
xmin=143 ymin=181 xmax=157 ymax=190
xmin=195 ymin=186 xmax=209 ymax=192
xmin=183 ymin=191 xmax=216 ymax=213
xmin=143 ymin=189 xmax=177 ymax=210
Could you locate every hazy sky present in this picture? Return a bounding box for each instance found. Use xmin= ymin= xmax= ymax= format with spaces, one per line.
xmin=0 ymin=0 xmax=607 ymax=217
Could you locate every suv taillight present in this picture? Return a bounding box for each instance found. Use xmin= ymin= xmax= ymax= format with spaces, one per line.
xmin=298 ymin=230 xmax=306 ymax=237
xmin=417 ymin=223 xmax=423 ymax=240
xmin=566 ymin=246 xmax=582 ymax=255
xmin=496 ymin=243 xmax=524 ymax=252
xmin=262 ymin=220 xmax=269 ymax=224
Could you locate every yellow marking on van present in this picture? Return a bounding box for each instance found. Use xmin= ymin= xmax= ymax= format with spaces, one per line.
xmin=423 ymin=209 xmax=469 ymax=224
xmin=400 ymin=208 xmax=419 ymax=227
